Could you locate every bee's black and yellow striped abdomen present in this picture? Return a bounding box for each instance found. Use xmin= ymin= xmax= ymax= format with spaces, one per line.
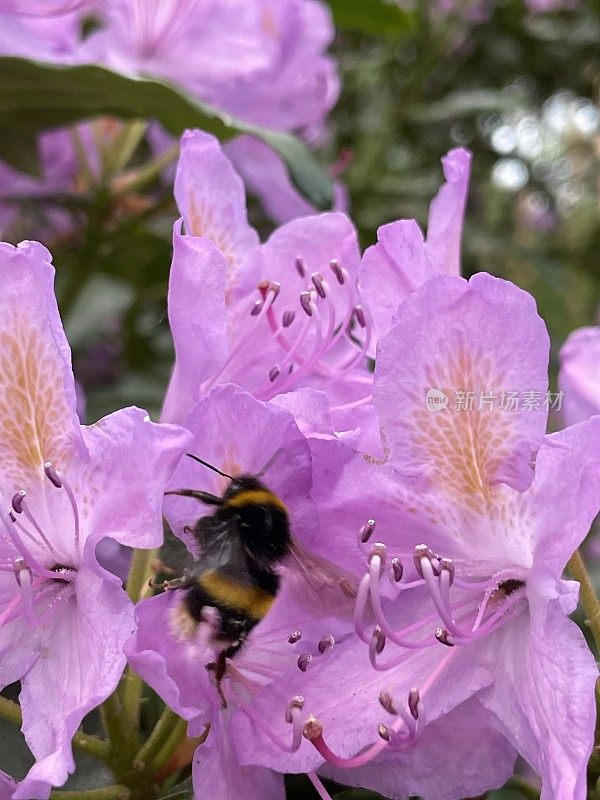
xmin=181 ymin=568 xmax=280 ymax=652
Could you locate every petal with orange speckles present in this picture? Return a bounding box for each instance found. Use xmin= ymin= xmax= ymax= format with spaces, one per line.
xmin=374 ymin=272 xmax=550 ymax=505
xmin=174 ymin=130 xmax=259 ymax=298
xmin=0 ymin=241 xmax=84 ymax=496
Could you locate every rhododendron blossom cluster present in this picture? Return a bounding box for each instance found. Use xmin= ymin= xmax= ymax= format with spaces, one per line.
xmin=0 ymin=7 xmax=599 ymax=795
xmin=0 ymin=122 xmax=597 ymax=800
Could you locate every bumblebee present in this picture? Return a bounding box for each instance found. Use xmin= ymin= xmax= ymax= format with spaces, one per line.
xmin=156 ymin=454 xmax=355 ymax=706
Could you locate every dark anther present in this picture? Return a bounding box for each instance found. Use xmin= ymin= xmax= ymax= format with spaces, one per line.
xmin=354 ymin=305 xmax=366 ymax=328
xmin=379 ymin=690 xmax=398 ymax=715
xmin=373 ymin=626 xmax=386 ymax=654
xmin=378 ymin=724 xmax=391 ymax=742
xmin=408 ymin=688 xmax=420 ymax=720
xmin=297 ymin=653 xmax=312 ymax=672
xmin=44 ymin=461 xmax=62 ymax=488
xmin=391 ymin=558 xmax=403 ymax=582
xmin=282 ymin=310 xmax=296 ymax=328
xmin=250 ymin=299 xmax=263 ymax=316
xmin=359 ymin=519 xmax=376 ymax=543
xmin=300 ymin=291 xmax=313 ymax=317
xmin=311 ymin=272 xmax=326 ymax=298
xmin=11 ymin=491 xmax=26 ymax=514
xmin=318 ymin=634 xmax=335 ymax=654
xmin=329 ymin=259 xmax=345 ymax=285
xmin=435 ymin=627 xmax=455 ymax=647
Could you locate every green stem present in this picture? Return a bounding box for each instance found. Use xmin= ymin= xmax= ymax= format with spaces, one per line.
xmin=505 ymin=775 xmax=541 ymax=799
xmin=133 ymin=708 xmax=180 ymax=770
xmin=121 ymin=548 xmax=158 ymax=724
xmin=101 ymin=691 xmax=138 ymax=768
xmin=126 ymin=547 xmax=157 ymax=603
xmin=0 ymin=696 xmax=109 ymax=761
xmin=146 ymin=717 xmax=188 ymax=776
xmin=101 ymin=120 xmax=148 ymax=181
xmin=0 ymin=695 xmax=20 ymax=726
xmin=50 ymin=786 xmax=130 ymax=800
xmin=568 ymin=549 xmax=600 ymax=654
xmin=120 ymin=667 xmax=144 ymax=735
xmin=110 ymin=143 xmax=179 ymax=195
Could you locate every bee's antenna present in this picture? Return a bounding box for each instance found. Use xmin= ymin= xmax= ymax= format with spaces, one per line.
xmin=258 ymin=448 xmax=283 ymax=477
xmin=186 ymin=453 xmax=234 ymax=481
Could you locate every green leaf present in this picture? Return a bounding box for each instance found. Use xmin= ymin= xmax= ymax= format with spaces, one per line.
xmin=157 ymin=776 xmax=193 ymax=800
xmin=0 ymin=123 xmax=41 ymax=175
xmin=326 ymin=0 xmax=415 ymax=38
xmin=0 ymin=716 xmax=34 ymax=780
xmin=0 ymin=57 xmax=333 ymax=210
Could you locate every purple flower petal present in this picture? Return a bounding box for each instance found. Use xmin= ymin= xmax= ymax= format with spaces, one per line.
xmin=425 ymin=147 xmax=472 ymax=277
xmin=125 ymin=591 xmax=213 ymax=733
xmin=174 ymin=131 xmax=259 ymax=276
xmin=234 ymin=626 xmax=493 ymax=775
xmin=225 ymin=136 xmax=348 ymax=225
xmin=79 ymin=406 xmax=193 ymax=561
xmin=0 ymin=771 xmax=16 ymax=800
xmin=374 ymin=273 xmax=549 ymax=496
xmin=161 ymin=225 xmax=229 ymax=424
xmin=0 ymin=239 xmax=192 ymax=797
xmin=193 ymin=728 xmax=285 ymax=800
xmin=321 ymin=697 xmax=515 ymax=800
xmin=558 ymin=325 xmax=600 ymax=425
xmin=0 ymin=241 xmax=84 ymax=495
xmin=258 ymin=212 xmax=360 ymax=316
xmin=480 ymin=601 xmax=597 ymax=800
xmin=527 ymin=418 xmax=600 ymax=579
xmin=359 ymin=148 xmax=471 ymax=353
xmin=14 ymin=574 xmax=134 ymax=800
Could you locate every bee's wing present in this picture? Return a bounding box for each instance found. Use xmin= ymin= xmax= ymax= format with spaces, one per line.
xmin=286 ymin=539 xmax=358 ymax=606
xmin=193 ymin=514 xmax=258 ymax=587
xmin=159 ymin=521 xmax=197 ymax=577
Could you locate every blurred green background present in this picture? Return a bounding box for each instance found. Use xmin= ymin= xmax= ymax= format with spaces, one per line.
xmin=6 ymin=0 xmax=600 ymax=427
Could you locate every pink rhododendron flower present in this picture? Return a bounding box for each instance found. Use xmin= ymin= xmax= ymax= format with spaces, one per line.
xmin=161 ymin=131 xmax=371 ymax=437
xmin=247 ymin=273 xmax=599 ymax=800
xmin=82 ymin=0 xmax=338 ymax=134
xmin=559 ymin=325 xmax=600 ymax=425
xmin=0 ymin=3 xmax=83 ymax=60
xmin=0 ymin=130 xmax=82 ymax=241
xmin=0 ymin=0 xmax=340 ymax=232
xmin=359 ymin=147 xmax=471 ymax=354
xmin=127 ymin=384 xmax=358 ymax=800
xmin=0 ymin=240 xmax=191 ymax=799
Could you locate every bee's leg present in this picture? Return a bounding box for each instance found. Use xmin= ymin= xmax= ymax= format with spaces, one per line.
xmin=165 ymin=489 xmax=223 ymax=506
xmin=151 ymin=558 xmax=176 ymax=577
xmin=149 ymin=570 xmax=192 ymax=591
xmin=206 ymin=651 xmax=229 ymax=709
xmin=214 ymin=651 xmax=228 ymax=709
